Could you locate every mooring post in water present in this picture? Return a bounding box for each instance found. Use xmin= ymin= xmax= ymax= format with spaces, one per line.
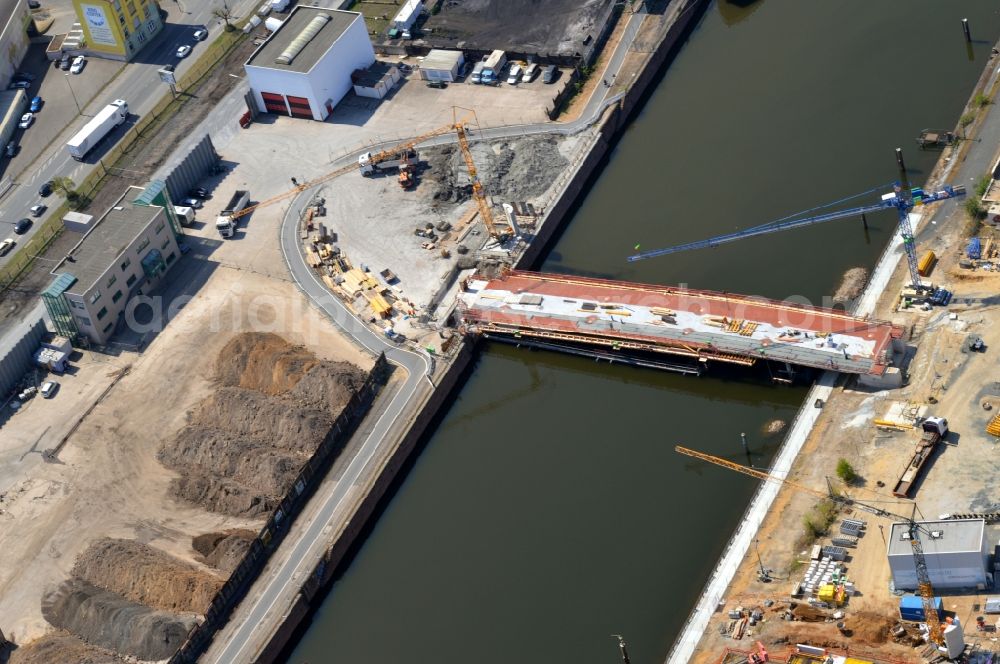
xmin=963 ymin=18 xmax=971 ymax=42
xmin=741 ymin=431 xmax=752 ymax=467
xmin=861 ymin=212 xmax=868 ymax=229
xmin=612 ymin=634 xmax=631 ymax=664
xmin=895 ymin=147 xmax=906 ymax=172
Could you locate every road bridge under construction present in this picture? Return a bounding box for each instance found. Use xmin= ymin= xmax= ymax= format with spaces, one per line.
xmin=457 ymin=271 xmax=905 ymax=384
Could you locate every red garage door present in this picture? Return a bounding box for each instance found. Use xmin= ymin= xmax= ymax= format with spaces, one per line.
xmin=260 ymin=91 xmax=288 ymax=115
xmin=286 ymin=95 xmax=313 ymax=119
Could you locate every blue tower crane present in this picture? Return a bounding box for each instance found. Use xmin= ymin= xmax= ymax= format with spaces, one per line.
xmin=628 ymin=183 xmax=966 ymax=292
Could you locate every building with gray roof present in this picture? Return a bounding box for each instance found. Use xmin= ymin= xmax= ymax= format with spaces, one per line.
xmin=244 ymin=6 xmax=374 ymax=121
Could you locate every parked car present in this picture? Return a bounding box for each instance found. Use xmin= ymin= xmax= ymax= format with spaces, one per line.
xmin=176 ymin=45 xmax=192 ymax=58
xmin=507 ymin=64 xmax=522 ymax=85
xmin=5 ymin=142 xmax=17 ymax=157
xmin=8 ymin=80 xmax=30 ymax=90
xmin=29 ymin=96 xmax=42 ymax=112
xmin=14 ymin=71 xmax=36 ymax=82
xmin=426 ymin=80 xmax=447 ymax=89
xmin=193 ymin=28 xmax=208 ymax=41
xmin=38 ymin=180 xmax=53 ymax=197
xmin=522 ymin=63 xmax=538 ymax=83
xmin=0 ymin=238 xmax=14 ymax=256
xmin=18 ymin=112 xmax=33 ymax=129
xmin=39 ymin=381 xmax=59 ymax=398
xmin=182 ymin=197 xmax=202 ymax=209
xmin=70 ymin=56 xmax=85 ymax=74
xmin=58 ymin=55 xmax=70 ymax=70
xmin=28 ymin=0 xmax=41 ymax=8
xmin=29 ymin=204 xmax=46 ymax=217
xmin=542 ymin=64 xmax=557 ymax=84
xmin=13 ymin=218 xmax=32 ymax=234
xmin=189 ymin=187 xmax=209 ymax=198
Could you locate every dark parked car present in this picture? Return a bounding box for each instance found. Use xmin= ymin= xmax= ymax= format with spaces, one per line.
xmin=426 ymin=80 xmax=447 ymax=89
xmin=13 ymin=218 xmax=32 ymax=234
xmin=38 ymin=180 xmax=53 ymax=197
xmin=189 ymin=187 xmax=208 ymax=198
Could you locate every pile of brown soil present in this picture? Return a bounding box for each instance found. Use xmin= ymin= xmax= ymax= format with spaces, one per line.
xmin=41 ymin=579 xmax=197 ymax=661
xmin=845 ymin=610 xmax=893 ymax=645
xmin=8 ymin=630 xmax=126 ymax=664
xmin=159 ymin=332 xmax=367 ymax=517
xmin=72 ymin=538 xmax=223 ymax=614
xmin=192 ymin=529 xmax=257 ymax=574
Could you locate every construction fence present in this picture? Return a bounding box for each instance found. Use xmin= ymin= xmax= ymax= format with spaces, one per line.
xmin=0 ymin=29 xmax=249 ymax=295
xmin=167 ymin=352 xmax=389 ymax=664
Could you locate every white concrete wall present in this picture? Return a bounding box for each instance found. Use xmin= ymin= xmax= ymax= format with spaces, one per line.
xmin=890 ymin=549 xmax=988 ymax=589
xmin=246 ymin=13 xmax=374 ymax=121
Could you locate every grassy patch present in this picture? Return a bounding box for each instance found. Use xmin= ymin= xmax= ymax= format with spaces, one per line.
xmin=796 ymin=497 xmax=840 ymax=550
xmin=348 ymin=0 xmax=396 ymax=37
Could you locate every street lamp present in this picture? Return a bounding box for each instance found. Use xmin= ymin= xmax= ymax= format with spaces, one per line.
xmin=64 ymin=73 xmax=83 ymax=116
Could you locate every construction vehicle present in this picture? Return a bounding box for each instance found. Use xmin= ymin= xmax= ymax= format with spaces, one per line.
xmin=66 ymin=99 xmax=128 ymax=160
xmin=359 ymin=148 xmax=418 ymax=176
xmin=228 ymin=110 xmax=513 ymax=240
xmin=675 ymin=444 xmax=947 ymax=646
xmin=398 ymin=151 xmax=415 ymax=189
xmin=216 ymin=190 xmax=249 ymax=238
xmin=629 ymin=180 xmax=965 ymax=301
xmin=892 ymin=417 xmax=948 ymax=498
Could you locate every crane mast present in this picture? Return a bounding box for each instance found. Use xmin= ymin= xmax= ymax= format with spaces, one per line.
xmin=675 ymin=445 xmax=944 ymax=645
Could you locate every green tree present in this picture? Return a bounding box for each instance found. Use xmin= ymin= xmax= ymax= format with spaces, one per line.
xmin=51 ymin=176 xmax=75 ymax=197
xmin=835 ymin=458 xmax=857 ymax=484
xmin=960 ymin=112 xmax=976 ymax=137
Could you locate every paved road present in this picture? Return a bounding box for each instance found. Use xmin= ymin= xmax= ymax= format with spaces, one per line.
xmin=0 ymin=0 xmax=261 ymax=266
xmin=206 ymin=7 xmax=650 ymax=663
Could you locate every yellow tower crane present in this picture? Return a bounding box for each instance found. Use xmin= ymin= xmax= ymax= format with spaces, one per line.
xmin=675 ymin=445 xmax=945 ymax=645
xmin=228 ymin=108 xmax=513 ymax=240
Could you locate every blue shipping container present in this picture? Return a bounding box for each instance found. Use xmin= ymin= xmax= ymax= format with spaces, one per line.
xmin=899 ymin=595 xmax=943 ymax=621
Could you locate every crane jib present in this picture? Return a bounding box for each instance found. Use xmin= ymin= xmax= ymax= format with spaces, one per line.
xmin=628 ymin=184 xmax=966 ymax=263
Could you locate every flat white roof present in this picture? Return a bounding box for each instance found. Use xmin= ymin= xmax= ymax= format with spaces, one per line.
xmin=887 ymin=519 xmax=985 ymax=556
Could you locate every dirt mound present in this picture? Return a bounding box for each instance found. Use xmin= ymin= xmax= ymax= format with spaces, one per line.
xmin=833 ymin=267 xmax=868 ymax=303
xmin=215 ymin=332 xmax=319 ymax=395
xmin=41 ymin=579 xmax=197 ymax=661
xmin=424 ymin=136 xmax=568 ymax=205
xmin=160 ymin=333 xmax=366 ymax=516
xmin=193 ymin=529 xmax=256 ymax=574
xmin=72 ymin=538 xmax=223 ymax=614
xmin=845 ymin=610 xmax=893 ymax=645
xmin=8 ymin=631 xmax=126 ymax=664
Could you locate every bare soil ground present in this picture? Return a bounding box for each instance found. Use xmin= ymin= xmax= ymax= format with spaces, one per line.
xmin=71 ymin=538 xmax=224 ymax=614
xmin=192 ymin=529 xmax=257 ymax=574
xmin=422 ymin=135 xmax=569 ymax=204
xmin=0 ymin=266 xmax=371 ymax=658
xmin=422 ymin=0 xmax=614 ymax=56
xmin=7 ymin=629 xmax=126 ymax=664
xmin=159 ymin=332 xmax=367 ymax=517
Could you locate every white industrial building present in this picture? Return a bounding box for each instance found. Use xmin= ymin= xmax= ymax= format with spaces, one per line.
xmin=888 ymin=519 xmax=990 ymax=590
xmin=419 ymin=49 xmax=464 ymax=82
xmin=351 ymin=61 xmax=400 ymax=99
xmin=244 ymin=6 xmax=374 ymax=120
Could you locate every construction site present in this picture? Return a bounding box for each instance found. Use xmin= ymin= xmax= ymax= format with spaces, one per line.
xmin=3 ymin=0 xmax=1000 ymax=663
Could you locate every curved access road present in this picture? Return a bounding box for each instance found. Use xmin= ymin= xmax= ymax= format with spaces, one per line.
xmin=206 ymin=7 xmax=650 ymax=663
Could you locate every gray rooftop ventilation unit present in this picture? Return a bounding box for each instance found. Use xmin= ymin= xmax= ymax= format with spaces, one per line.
xmin=275 ymin=12 xmax=330 ymax=65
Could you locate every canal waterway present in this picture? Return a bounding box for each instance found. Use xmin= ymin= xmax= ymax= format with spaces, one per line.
xmin=289 ymin=2 xmax=1000 ymax=662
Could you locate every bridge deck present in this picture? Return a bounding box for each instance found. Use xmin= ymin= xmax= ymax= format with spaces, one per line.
xmin=458 ymin=271 xmax=903 ymax=375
